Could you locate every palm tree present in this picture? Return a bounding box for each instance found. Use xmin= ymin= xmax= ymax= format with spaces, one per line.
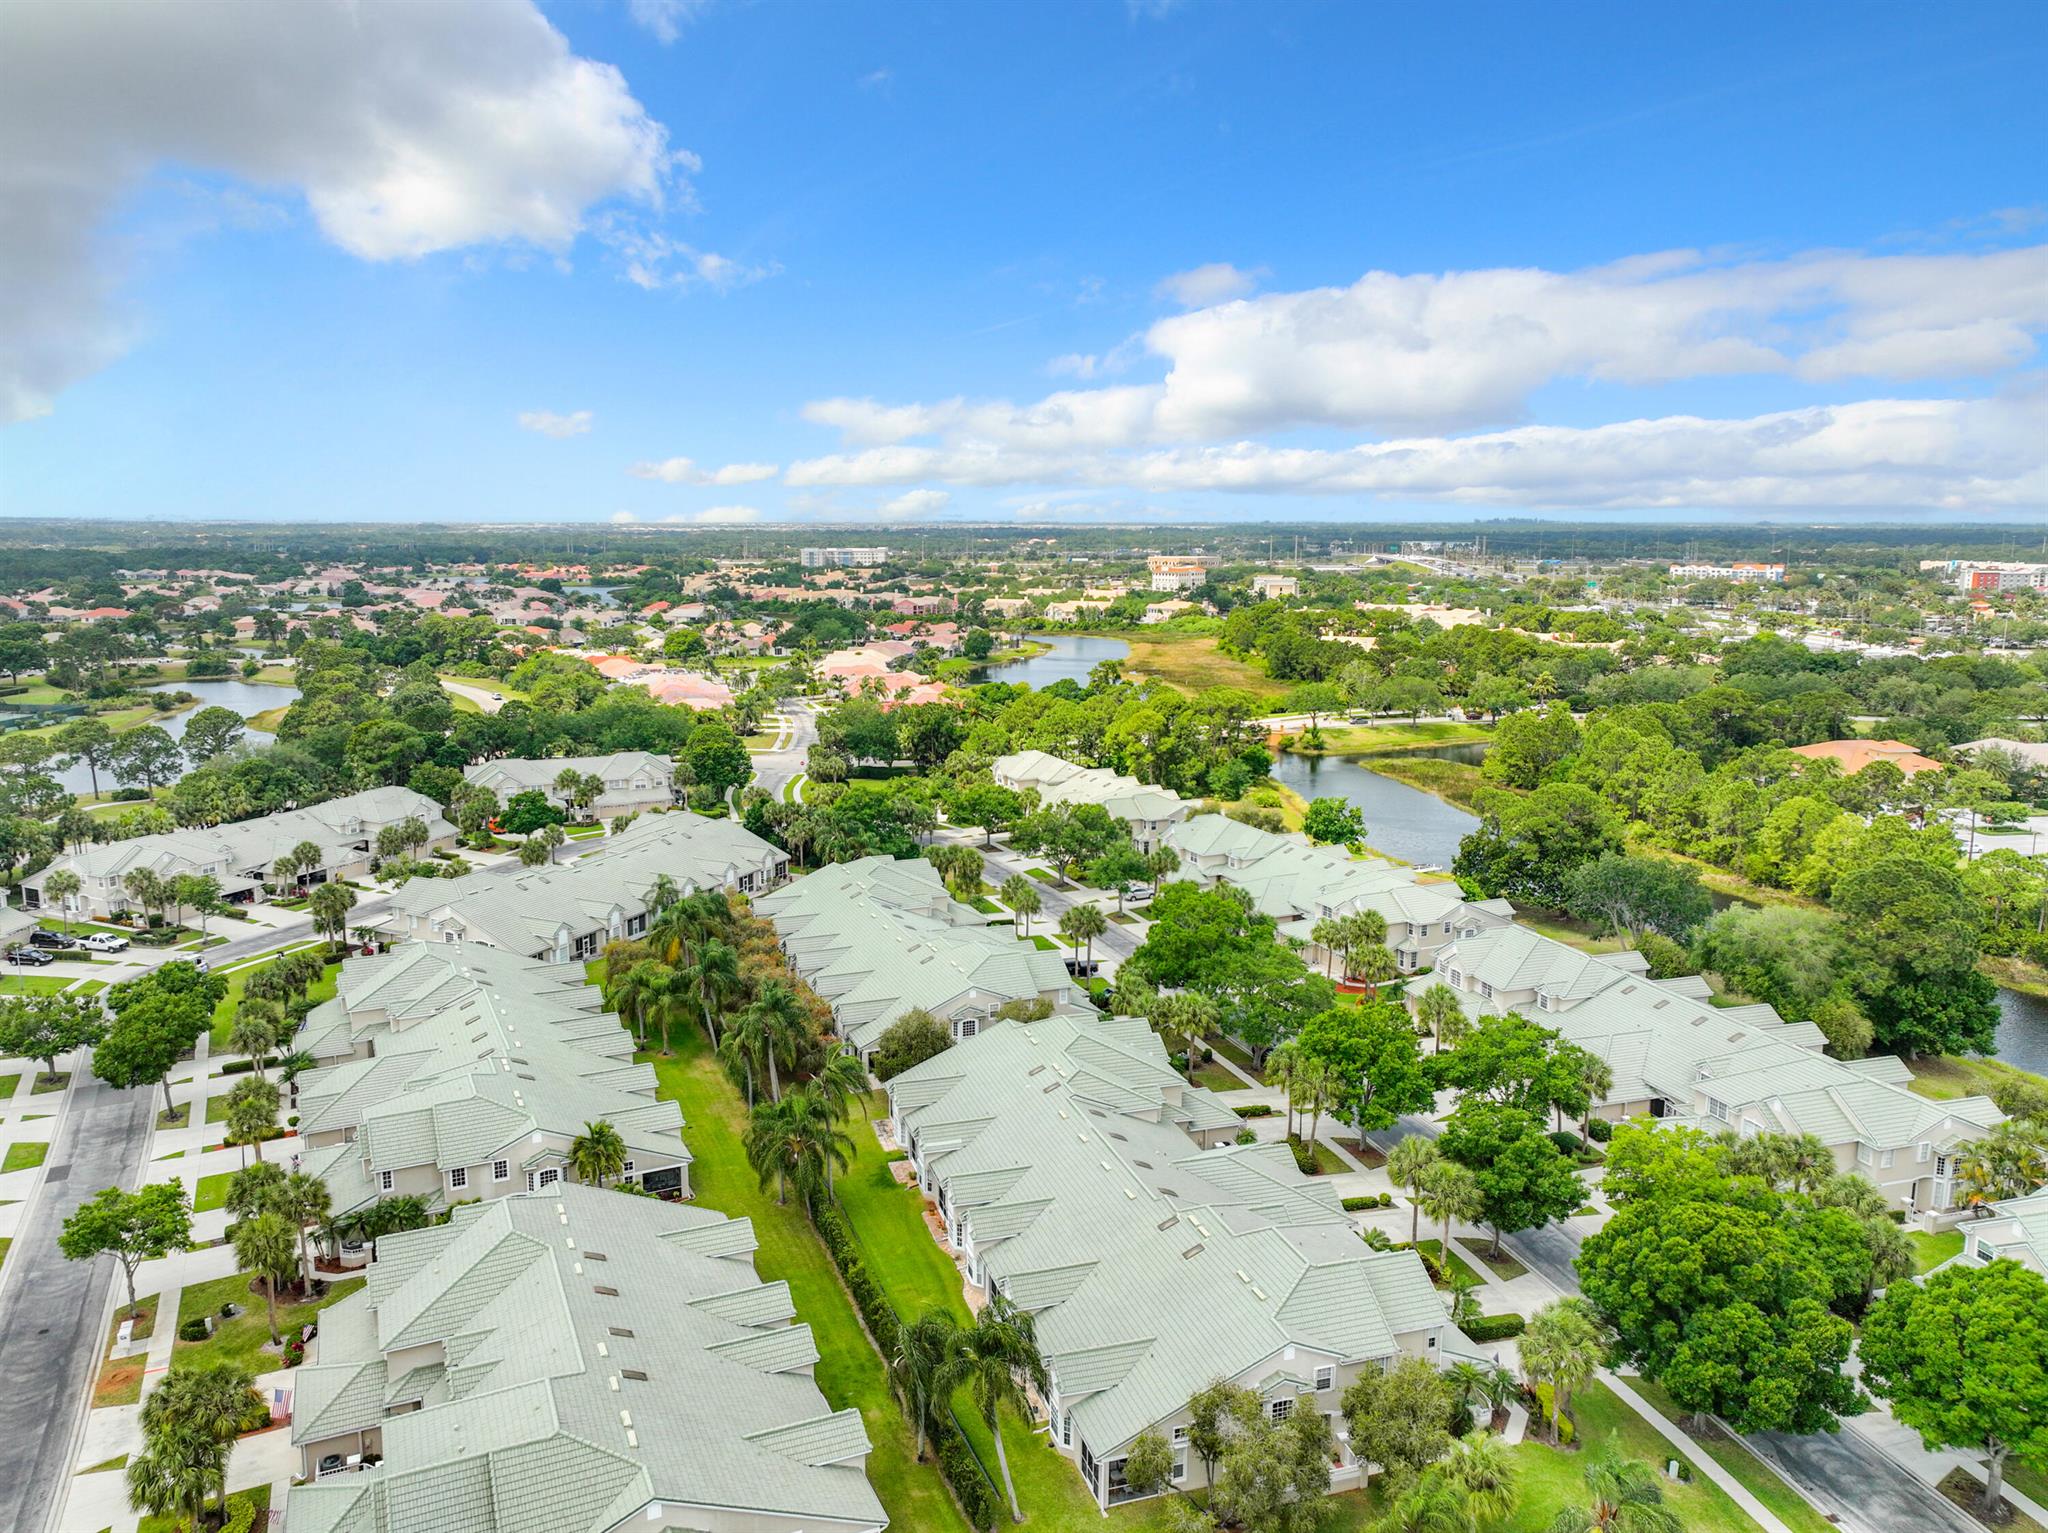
xmin=224 ymin=1075 xmax=281 ymax=1165
xmin=232 ymin=1210 xmax=299 ymax=1345
xmin=1001 ymin=875 xmax=1041 ymax=937
xmin=956 ymin=1296 xmax=1049 ymax=1523
xmin=609 ymin=959 xmax=675 ymax=1049
xmin=1955 ymin=1121 xmax=2048 ymax=1208
xmin=1445 ymin=1270 xmax=1484 ymax=1329
xmin=1267 ymin=1042 xmax=1304 ymax=1137
xmin=1390 ymin=1136 xmax=1443 ymax=1245
xmin=228 ymin=1013 xmax=278 ymax=1080
xmin=1311 ymin=916 xmax=1345 ymax=978
xmin=570 ymin=1119 xmax=629 ymax=1188
xmin=224 ymin=1160 xmax=286 ymax=1223
xmin=279 ymin=1170 xmax=331 ymax=1292
xmin=812 ymin=1048 xmax=872 ymax=1124
xmin=1548 ymin=1441 xmax=1684 ymax=1533
xmin=1149 ymin=991 xmax=1216 ymax=1085
xmin=890 ymin=1309 xmax=963 ymax=1463
xmin=1377 ymin=1467 xmax=1470 ymax=1533
xmin=720 ymin=1004 xmax=772 ymax=1105
xmin=1416 ymin=982 xmax=1465 ymax=1052
xmin=1353 ymin=942 xmax=1399 ymax=997
xmin=1575 ymin=1054 xmax=1615 ymax=1137
xmin=1440 ymin=1429 xmax=1520 ymax=1530
xmin=308 ymin=880 xmax=357 ymax=948
xmin=1057 ymin=903 xmax=1108 ymax=968
xmin=646 ymin=872 xmax=682 ymax=918
xmin=742 ymin=980 xmax=809 ymax=1101
xmin=1519 ymin=1297 xmax=1606 ymax=1443
xmin=130 ymin=1359 xmax=253 ymax=1526
xmin=1420 ymin=1160 xmax=1485 ymax=1271
xmin=744 ymin=1087 xmax=852 ymax=1204
xmin=684 ymin=936 xmax=742 ymax=1047
xmin=126 ymin=1432 xmax=221 ymax=1533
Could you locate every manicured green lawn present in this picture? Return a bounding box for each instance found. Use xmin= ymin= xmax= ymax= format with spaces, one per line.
xmin=1908 ymin=1229 xmax=1964 ymax=1272
xmin=633 ymin=1033 xmax=973 ymax=1533
xmin=174 ymin=1271 xmax=364 ymax=1377
xmin=193 ymin=1171 xmax=233 ymax=1213
xmin=210 ymin=953 xmax=340 ymax=1049
xmin=0 ymin=1073 xmax=17 ymax=1100
xmin=1907 ymin=1050 xmax=2048 ymax=1104
xmin=1625 ymin=1376 xmax=1839 ymax=1533
xmin=1291 ymin=1134 xmax=1350 ymax=1176
xmin=1495 ymin=1380 xmax=1780 ymax=1533
xmin=0 ymin=974 xmax=71 ymax=997
xmin=32 ymin=1070 xmax=71 ymax=1094
xmin=1407 ymin=1238 xmax=1485 ymax=1289
xmin=1205 ymin=1032 xmax=1267 ymax=1083
xmin=2 ymin=1141 xmax=50 ymax=1173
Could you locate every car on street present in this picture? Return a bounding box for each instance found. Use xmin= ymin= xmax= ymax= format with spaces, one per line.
xmin=6 ymin=946 xmax=55 ymax=966
xmin=78 ymin=932 xmax=129 ymax=952
xmin=489 ymin=692 xmax=504 ymax=702
xmin=28 ymin=929 xmax=78 ymax=949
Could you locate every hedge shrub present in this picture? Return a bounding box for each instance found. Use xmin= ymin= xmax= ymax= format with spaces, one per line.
xmin=1585 ymin=1117 xmax=1613 ymax=1143
xmin=1463 ymin=1314 xmax=1526 ymax=1342
xmin=1232 ymin=1103 xmax=1274 ymax=1119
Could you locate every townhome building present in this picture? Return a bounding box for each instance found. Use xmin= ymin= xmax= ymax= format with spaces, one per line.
xmin=1435 ymin=924 xmax=2005 ymax=1224
xmin=382 ymin=812 xmax=785 ymax=963
xmin=285 ymin=1187 xmax=889 ymax=1533
xmin=993 ymin=749 xmax=1189 ymax=853
xmin=1952 ymin=1189 xmax=2048 ymax=1272
xmin=23 ymin=786 xmax=455 ymax=920
xmin=463 ymin=751 xmax=679 ymax=819
xmin=887 ymin=1016 xmax=1456 ymax=1509
xmin=1165 ymin=813 xmax=1511 ymax=975
xmin=293 ymin=943 xmax=689 ymax=1206
xmin=754 ymin=857 xmax=1086 ymax=1063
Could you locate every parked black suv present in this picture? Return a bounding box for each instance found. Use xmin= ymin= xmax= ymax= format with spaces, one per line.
xmin=29 ymin=929 xmax=78 ymax=949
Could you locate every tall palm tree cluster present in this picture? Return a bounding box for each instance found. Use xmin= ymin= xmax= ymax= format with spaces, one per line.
xmin=890 ymin=1298 xmax=1050 ymax=1525
xmin=125 ymin=1360 xmax=261 ymax=1532
xmin=1309 ymin=908 xmax=1398 ymax=991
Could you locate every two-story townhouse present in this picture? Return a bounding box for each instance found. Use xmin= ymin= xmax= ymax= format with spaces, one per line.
xmin=992 ymin=750 xmax=1189 ymax=853
xmin=462 ymin=751 xmax=678 ymax=820
xmin=754 ymin=857 xmax=1088 ymax=1063
xmin=285 ymin=1187 xmax=889 ymax=1533
xmin=1951 ymin=1188 xmax=2048 ymax=1273
xmin=886 ymin=1016 xmax=1458 ymax=1509
xmin=382 ymin=813 xmax=786 ymax=963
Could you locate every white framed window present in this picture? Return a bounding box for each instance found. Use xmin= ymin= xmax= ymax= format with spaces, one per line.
xmin=378 ymin=1170 xmax=395 ymax=1192
xmin=528 ymin=1168 xmax=561 ymax=1192
xmin=1270 ymin=1398 xmax=1293 ymax=1423
xmin=1880 ymin=1149 xmax=1894 ymax=1170
xmin=1172 ymin=1458 xmax=1187 ymax=1483
xmin=492 ymin=1159 xmax=509 ymax=1182
xmin=1857 ymin=1143 xmax=1875 ymax=1166
xmin=622 ymin=1161 xmax=635 ymax=1175
xmin=1171 ymin=1425 xmax=1188 ymax=1445
xmin=448 ymin=1167 xmax=468 ymax=1190
xmin=1314 ymin=1365 xmax=1334 ymax=1392
xmin=1060 ymin=1413 xmax=1073 ymax=1448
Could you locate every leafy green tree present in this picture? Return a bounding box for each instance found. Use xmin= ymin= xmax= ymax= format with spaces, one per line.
xmin=1293 ymin=1002 xmax=1433 ymax=1132
xmin=1340 ymin=1355 xmax=1454 ymax=1479
xmin=686 ymin=719 xmax=753 ymax=796
xmin=1481 ymin=701 xmax=1580 ymax=788
xmin=181 ymin=705 xmax=247 ymax=765
xmin=872 ymin=1009 xmax=953 ymax=1080
xmin=1834 ymin=852 xmax=2000 ymax=1057
xmin=59 ymin=1183 xmax=194 ymax=1316
xmin=53 ymin=717 xmax=118 ymax=798
xmin=1561 ymin=854 xmax=1711 ymax=944
xmin=41 ymin=867 xmax=82 ymax=932
xmin=743 ymin=1085 xmax=852 ymax=1203
xmin=1433 ymin=1011 xmax=1597 ymax=1123
xmin=1860 ymin=1259 xmax=2048 ymax=1520
xmin=1120 ymin=1430 xmax=1176 ymax=1498
xmin=1438 ymin=1098 xmax=1584 ymax=1258
xmin=1577 ymin=1125 xmax=1859 ymax=1435
xmin=0 ymin=992 xmax=104 ymax=1084
xmin=1690 ymin=905 xmax=1846 ymax=1019
xmin=1453 ymin=782 xmax=1624 ymax=907
xmin=93 ymin=1007 xmax=193 ymax=1119
xmin=1089 ymin=843 xmax=1151 ymax=912
xmin=1301 ymin=796 xmax=1365 ymax=845
xmin=948 ymin=781 xmax=1022 ymax=845
xmin=500 ymin=788 xmax=565 ymax=835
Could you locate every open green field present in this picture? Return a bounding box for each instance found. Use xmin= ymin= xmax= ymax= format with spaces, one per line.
xmin=1907 ymin=1050 xmax=2048 ymax=1103
xmin=1288 ymin=721 xmax=1492 ymax=754
xmin=1118 ymin=632 xmax=1291 ymax=699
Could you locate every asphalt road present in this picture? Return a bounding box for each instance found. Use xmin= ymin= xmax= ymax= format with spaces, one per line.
xmin=1747 ymin=1426 xmax=1978 ymax=1533
xmin=749 ymin=703 xmax=817 ymax=801
xmin=0 ymin=1057 xmax=156 ymax=1533
xmin=942 ymin=830 xmax=1142 ymax=969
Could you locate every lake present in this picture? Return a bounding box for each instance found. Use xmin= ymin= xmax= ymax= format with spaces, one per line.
xmin=1266 ymin=746 xmax=1483 ymax=869
xmin=50 ymin=678 xmax=300 ymax=794
xmin=976 ymin=633 xmax=1131 ymax=690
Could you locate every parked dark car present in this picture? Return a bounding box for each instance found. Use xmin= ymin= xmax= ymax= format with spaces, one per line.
xmin=6 ymin=946 xmax=55 ymax=966
xmin=29 ymin=929 xmax=78 ymax=949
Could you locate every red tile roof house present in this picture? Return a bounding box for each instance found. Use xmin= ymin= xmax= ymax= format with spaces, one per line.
xmin=1788 ymin=739 xmax=1945 ymax=776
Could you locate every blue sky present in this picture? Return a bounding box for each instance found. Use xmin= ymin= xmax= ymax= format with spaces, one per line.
xmin=2 ymin=0 xmax=2044 ymax=525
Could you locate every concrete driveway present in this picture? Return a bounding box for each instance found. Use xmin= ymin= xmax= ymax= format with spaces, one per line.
xmin=440 ymin=678 xmax=506 ymax=714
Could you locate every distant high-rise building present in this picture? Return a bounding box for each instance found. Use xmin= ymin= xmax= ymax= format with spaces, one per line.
xmin=1666 ymin=561 xmax=1786 ymax=583
xmin=799 ymin=546 xmax=889 ymax=568
xmin=1920 ymin=559 xmax=2048 ymax=593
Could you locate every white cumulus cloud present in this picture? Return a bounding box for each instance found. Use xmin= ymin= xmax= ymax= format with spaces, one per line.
xmin=629 ymin=456 xmax=779 ymax=485
xmin=0 ymin=0 xmax=679 ymax=422
xmin=517 ymin=409 xmax=594 ymax=438
xmin=685 ymin=505 xmax=760 ymax=524
xmin=883 ymin=489 xmax=950 ymax=516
